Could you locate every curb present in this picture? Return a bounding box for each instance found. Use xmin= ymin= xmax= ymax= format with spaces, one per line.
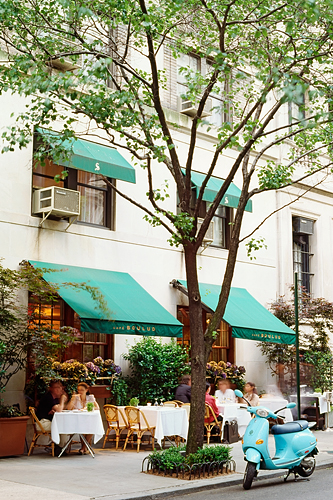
xmin=101 ymin=459 xmax=333 ymax=500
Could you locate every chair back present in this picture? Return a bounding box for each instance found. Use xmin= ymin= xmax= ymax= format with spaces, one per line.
xmin=29 ymin=407 xmax=47 ymax=433
xmin=182 ymin=403 xmax=190 ymax=419
xmin=205 ymin=403 xmax=219 ymax=425
xmin=173 ymin=400 xmax=184 ymax=407
xmin=163 ymin=401 xmax=178 ymax=407
xmin=104 ymin=404 xmax=125 ymax=428
xmin=125 ymin=406 xmax=142 ymax=429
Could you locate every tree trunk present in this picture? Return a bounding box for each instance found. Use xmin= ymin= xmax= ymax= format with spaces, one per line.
xmin=184 ymin=243 xmax=206 ymax=453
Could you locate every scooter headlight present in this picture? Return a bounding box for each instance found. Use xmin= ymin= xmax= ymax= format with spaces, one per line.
xmin=256 ymin=408 xmax=269 ymax=417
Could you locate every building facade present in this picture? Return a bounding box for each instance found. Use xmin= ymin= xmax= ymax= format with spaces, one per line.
xmin=1 ymin=42 xmax=333 ymax=408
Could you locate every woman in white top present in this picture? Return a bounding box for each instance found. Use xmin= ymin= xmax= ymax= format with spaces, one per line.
xmin=214 ymin=379 xmax=236 ymax=403
xmin=67 ymin=382 xmax=99 ymax=454
xmin=241 ymin=382 xmax=260 ymax=406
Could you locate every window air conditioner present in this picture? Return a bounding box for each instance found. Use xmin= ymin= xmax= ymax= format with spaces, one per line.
xmin=178 ymin=97 xmax=212 ymax=118
xmin=292 ymin=216 xmax=314 ymax=235
xmin=33 ymin=186 xmax=80 ymax=218
xmin=46 ymin=57 xmax=82 ymax=72
xmin=197 ymin=218 xmax=214 ymax=243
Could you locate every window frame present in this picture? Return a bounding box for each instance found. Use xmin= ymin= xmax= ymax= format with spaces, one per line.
xmin=32 ymin=159 xmax=115 ymax=230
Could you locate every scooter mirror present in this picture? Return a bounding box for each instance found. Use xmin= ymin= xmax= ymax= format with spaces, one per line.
xmin=287 ymin=402 xmax=296 ymax=409
xmin=234 ymin=389 xmax=243 ymax=398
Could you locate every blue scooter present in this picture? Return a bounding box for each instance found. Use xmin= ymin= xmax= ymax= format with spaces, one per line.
xmin=234 ymin=389 xmax=318 ymax=490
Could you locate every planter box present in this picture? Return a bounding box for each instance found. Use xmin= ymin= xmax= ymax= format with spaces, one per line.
xmin=89 ymin=385 xmax=111 ymax=399
xmin=0 ymin=416 xmax=30 ymax=457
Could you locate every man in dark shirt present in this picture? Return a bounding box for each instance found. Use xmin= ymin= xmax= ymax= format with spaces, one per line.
xmin=36 ymin=381 xmax=68 ymax=454
xmin=174 ymin=375 xmax=191 ymax=403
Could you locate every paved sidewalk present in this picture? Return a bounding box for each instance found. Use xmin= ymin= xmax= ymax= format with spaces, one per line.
xmin=1 ymin=430 xmax=333 ymax=500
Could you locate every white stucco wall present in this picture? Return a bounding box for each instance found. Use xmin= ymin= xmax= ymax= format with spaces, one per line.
xmin=1 ymin=85 xmax=333 ymax=402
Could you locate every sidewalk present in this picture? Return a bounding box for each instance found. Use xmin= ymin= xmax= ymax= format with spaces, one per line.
xmin=1 ymin=429 xmax=333 ymax=500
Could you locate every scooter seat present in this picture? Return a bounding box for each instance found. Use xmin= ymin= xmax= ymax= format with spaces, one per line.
xmin=271 ymin=420 xmax=309 ymax=435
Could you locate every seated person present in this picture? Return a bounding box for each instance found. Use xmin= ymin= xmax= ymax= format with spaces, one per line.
xmin=241 ymin=382 xmax=260 ymax=406
xmin=214 ymin=379 xmax=236 ymax=403
xmin=205 ymin=381 xmax=222 ymax=423
xmin=67 ymin=382 xmax=99 ymax=410
xmin=174 ymin=374 xmax=191 ymax=403
xmin=36 ymin=380 xmax=68 ymax=455
xmin=67 ymin=382 xmax=99 ymax=455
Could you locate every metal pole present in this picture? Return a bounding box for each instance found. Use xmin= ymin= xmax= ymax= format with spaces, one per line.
xmin=294 ymin=272 xmax=301 ymax=420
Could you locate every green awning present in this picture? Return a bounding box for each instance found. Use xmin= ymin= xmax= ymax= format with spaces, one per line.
xmin=183 ymin=170 xmax=252 ymax=212
xmin=177 ymin=280 xmax=295 ymax=344
xmin=29 ymin=261 xmax=182 ymax=337
xmin=35 ymin=128 xmax=136 ymax=184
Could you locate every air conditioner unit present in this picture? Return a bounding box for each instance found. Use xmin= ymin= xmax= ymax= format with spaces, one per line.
xmin=197 ymin=218 xmax=214 ymax=243
xmin=293 ymin=216 xmax=314 ymax=235
xmin=178 ymin=97 xmax=212 ymax=118
xmin=33 ymin=186 xmax=80 ymax=218
xmin=46 ymin=57 xmax=82 ymax=72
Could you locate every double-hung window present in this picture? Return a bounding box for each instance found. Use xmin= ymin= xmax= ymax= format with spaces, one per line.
xmin=32 ymin=159 xmax=114 ymax=229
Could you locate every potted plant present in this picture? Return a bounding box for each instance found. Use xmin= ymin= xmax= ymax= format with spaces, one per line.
xmin=206 ymin=361 xmax=246 ymax=391
xmin=50 ymin=357 xmax=123 ymax=399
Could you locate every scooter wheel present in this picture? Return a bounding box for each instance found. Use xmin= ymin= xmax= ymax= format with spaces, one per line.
xmin=295 ymin=457 xmax=315 ymax=477
xmin=243 ymin=462 xmax=257 ymax=490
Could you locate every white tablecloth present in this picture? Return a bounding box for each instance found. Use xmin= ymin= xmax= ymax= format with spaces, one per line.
xmin=118 ymin=406 xmax=188 ymax=446
xmin=217 ymin=403 xmax=251 ymax=437
xmin=51 ymin=410 xmax=105 ymax=445
xmin=290 ymin=393 xmax=328 ymax=414
xmin=259 ymin=398 xmax=293 ymax=422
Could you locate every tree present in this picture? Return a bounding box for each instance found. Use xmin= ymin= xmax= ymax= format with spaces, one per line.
xmin=1 ymin=0 xmax=333 ymax=452
xmin=0 ymin=260 xmax=108 ymax=410
xmin=259 ymin=289 xmax=333 ymax=393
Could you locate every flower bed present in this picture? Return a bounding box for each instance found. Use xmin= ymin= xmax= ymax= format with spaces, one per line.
xmin=51 ymin=357 xmax=122 ymax=397
xmin=142 ymin=445 xmax=235 ymax=480
xmin=206 ymin=361 xmax=246 ymax=390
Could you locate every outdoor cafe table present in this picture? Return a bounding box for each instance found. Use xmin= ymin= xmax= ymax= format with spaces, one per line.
xmin=51 ymin=409 xmax=105 ymax=458
xmin=118 ymin=406 xmax=188 ymax=447
xmin=217 ymin=403 xmax=251 ymax=437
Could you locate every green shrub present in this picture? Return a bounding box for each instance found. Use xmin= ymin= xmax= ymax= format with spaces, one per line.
xmin=148 ymin=445 xmax=231 ymax=471
xmin=123 ymin=338 xmax=190 ymax=404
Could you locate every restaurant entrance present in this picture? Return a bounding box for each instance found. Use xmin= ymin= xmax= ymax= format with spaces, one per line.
xmin=176 ymin=306 xmax=235 ymax=364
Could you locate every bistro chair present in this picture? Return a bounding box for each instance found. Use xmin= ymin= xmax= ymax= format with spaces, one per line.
xmin=123 ymin=406 xmax=155 ymax=453
xmin=28 ymin=407 xmax=55 ymax=457
xmin=182 ymin=403 xmax=191 ymax=420
xmin=163 ymin=401 xmax=178 ymax=407
xmin=173 ymin=400 xmax=184 ymax=407
xmin=103 ymin=405 xmax=128 ymax=450
xmin=204 ymin=403 xmax=223 ymax=445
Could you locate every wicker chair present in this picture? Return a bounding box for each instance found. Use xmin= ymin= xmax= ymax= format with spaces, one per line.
xmin=173 ymin=400 xmax=184 ymax=407
xmin=204 ymin=403 xmax=223 ymax=445
xmin=28 ymin=407 xmax=55 ymax=457
xmin=103 ymin=405 xmax=128 ymax=450
xmin=163 ymin=401 xmax=178 ymax=407
xmin=123 ymin=406 xmax=156 ymax=452
xmin=182 ymin=403 xmax=191 ymax=420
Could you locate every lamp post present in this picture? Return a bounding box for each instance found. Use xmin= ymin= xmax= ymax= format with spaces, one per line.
xmin=294 ymin=272 xmax=301 ymax=420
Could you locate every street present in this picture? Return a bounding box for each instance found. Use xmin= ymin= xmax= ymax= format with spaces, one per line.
xmin=170 ymin=467 xmax=333 ymax=500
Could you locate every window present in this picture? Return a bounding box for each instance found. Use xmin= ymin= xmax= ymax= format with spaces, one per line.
xmin=197 ymin=198 xmax=233 ymax=249
xmin=177 ymin=307 xmax=234 ymax=364
xmin=28 ymin=296 xmax=113 ymax=364
xmin=292 ymin=216 xmax=314 ymax=294
xmin=288 ymin=90 xmax=305 ymax=126
xmin=32 ymin=159 xmax=114 ymax=229
xmin=176 ymin=54 xmax=231 ymax=127
xmin=206 ymin=314 xmax=235 ymax=364
xmin=177 ymin=53 xmax=200 ymax=99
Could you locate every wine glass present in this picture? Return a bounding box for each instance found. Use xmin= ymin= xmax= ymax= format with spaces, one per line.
xmin=154 ymin=398 xmax=158 ymax=406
